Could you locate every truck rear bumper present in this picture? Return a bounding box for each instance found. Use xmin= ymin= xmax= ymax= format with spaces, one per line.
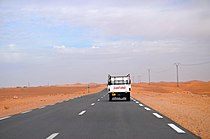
xmin=109 ymin=92 xmax=130 ymax=98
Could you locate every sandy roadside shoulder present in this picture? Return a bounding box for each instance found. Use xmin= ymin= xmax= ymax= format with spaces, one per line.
xmin=0 ymin=85 xmax=106 ymax=118
xmin=132 ymin=83 xmax=210 ymax=139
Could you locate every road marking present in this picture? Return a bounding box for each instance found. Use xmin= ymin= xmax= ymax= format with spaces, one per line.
xmin=46 ymin=133 xmax=59 ymax=139
xmin=153 ymin=113 xmax=163 ymax=118
xmin=135 ymin=101 xmax=139 ymax=104
xmin=78 ymin=110 xmax=86 ymax=116
xmin=21 ymin=110 xmax=32 ymax=114
xmin=101 ymin=96 xmax=103 ymax=98
xmin=91 ymin=103 xmax=95 ymax=106
xmin=144 ymin=107 xmax=151 ymax=111
xmin=0 ymin=116 xmax=11 ymax=121
xmin=168 ymin=124 xmax=185 ymax=133
xmin=139 ymin=104 xmax=144 ymax=106
xmin=39 ymin=106 xmax=46 ymax=109
xmin=97 ymin=99 xmax=100 ymax=101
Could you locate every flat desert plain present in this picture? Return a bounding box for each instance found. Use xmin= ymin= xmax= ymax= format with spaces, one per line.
xmin=0 ymin=84 xmax=105 ymax=118
xmin=132 ymin=81 xmax=210 ymax=139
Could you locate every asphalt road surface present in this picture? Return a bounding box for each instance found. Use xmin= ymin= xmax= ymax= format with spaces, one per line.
xmin=0 ymin=89 xmax=200 ymax=139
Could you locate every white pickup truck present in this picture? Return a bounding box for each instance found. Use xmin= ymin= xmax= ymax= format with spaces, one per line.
xmin=107 ymin=74 xmax=131 ymax=101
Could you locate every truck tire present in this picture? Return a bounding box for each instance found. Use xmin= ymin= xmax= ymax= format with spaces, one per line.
xmin=109 ymin=94 xmax=112 ymax=101
xmin=126 ymin=93 xmax=130 ymax=101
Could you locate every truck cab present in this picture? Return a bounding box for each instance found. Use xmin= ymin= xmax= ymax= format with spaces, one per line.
xmin=107 ymin=74 xmax=131 ymax=101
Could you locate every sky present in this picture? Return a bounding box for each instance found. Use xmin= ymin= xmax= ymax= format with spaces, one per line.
xmin=0 ymin=0 xmax=210 ymax=87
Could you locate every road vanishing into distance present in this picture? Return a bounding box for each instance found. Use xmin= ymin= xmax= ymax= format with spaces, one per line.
xmin=0 ymin=89 xmax=200 ymax=139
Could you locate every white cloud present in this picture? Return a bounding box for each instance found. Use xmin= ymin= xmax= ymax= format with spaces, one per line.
xmin=91 ymin=46 xmax=100 ymax=49
xmin=8 ymin=43 xmax=16 ymax=49
xmin=53 ymin=45 xmax=66 ymax=49
xmin=0 ymin=44 xmax=23 ymax=63
xmin=50 ymin=40 xmax=203 ymax=58
xmin=14 ymin=1 xmax=209 ymax=41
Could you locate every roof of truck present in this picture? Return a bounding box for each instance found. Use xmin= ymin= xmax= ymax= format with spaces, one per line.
xmin=108 ymin=74 xmax=130 ymax=78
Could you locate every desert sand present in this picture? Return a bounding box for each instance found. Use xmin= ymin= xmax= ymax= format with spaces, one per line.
xmin=0 ymin=84 xmax=105 ymax=118
xmin=132 ymin=81 xmax=210 ymax=139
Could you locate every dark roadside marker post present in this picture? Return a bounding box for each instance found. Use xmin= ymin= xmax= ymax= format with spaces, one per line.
xmin=88 ymin=84 xmax=90 ymax=94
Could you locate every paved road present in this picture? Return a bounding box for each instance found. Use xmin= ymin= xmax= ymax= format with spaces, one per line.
xmin=0 ymin=89 xmax=200 ymax=139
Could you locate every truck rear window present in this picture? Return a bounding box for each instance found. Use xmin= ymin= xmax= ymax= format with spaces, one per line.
xmin=110 ymin=80 xmax=129 ymax=85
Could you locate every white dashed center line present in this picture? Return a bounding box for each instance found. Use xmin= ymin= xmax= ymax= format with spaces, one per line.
xmin=21 ymin=110 xmax=32 ymax=114
xmin=0 ymin=116 xmax=11 ymax=121
xmin=144 ymin=107 xmax=151 ymax=111
xmin=78 ymin=110 xmax=86 ymax=116
xmin=139 ymin=104 xmax=144 ymax=106
xmin=46 ymin=133 xmax=59 ymax=139
xmin=91 ymin=103 xmax=95 ymax=106
xmin=153 ymin=113 xmax=163 ymax=119
xmin=168 ymin=124 xmax=185 ymax=133
xmin=97 ymin=99 xmax=100 ymax=101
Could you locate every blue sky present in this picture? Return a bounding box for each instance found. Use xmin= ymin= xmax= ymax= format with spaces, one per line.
xmin=0 ymin=0 xmax=210 ymax=87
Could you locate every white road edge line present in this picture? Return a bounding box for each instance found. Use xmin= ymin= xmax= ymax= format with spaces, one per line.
xmin=139 ymin=104 xmax=144 ymax=106
xmin=46 ymin=133 xmax=59 ymax=139
xmin=39 ymin=106 xmax=46 ymax=109
xmin=153 ymin=113 xmax=163 ymax=119
xmin=21 ymin=110 xmax=32 ymax=114
xmin=78 ymin=110 xmax=86 ymax=116
xmin=135 ymin=101 xmax=139 ymax=104
xmin=168 ymin=123 xmax=185 ymax=133
xmin=91 ymin=103 xmax=95 ymax=106
xmin=144 ymin=107 xmax=151 ymax=111
xmin=0 ymin=116 xmax=11 ymax=121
